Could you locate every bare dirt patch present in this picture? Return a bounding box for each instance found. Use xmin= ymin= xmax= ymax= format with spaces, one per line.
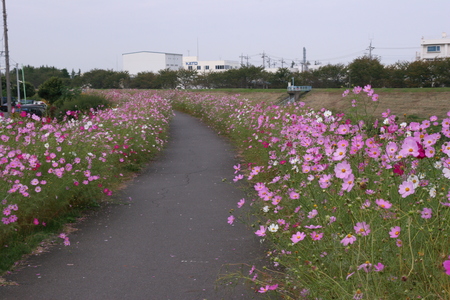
xmin=207 ymin=89 xmax=450 ymax=120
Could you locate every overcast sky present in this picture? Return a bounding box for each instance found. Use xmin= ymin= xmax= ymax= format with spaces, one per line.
xmin=4 ymin=0 xmax=450 ymax=73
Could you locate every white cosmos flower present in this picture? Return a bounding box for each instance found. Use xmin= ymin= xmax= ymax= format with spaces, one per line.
xmin=268 ymin=224 xmax=279 ymax=233
xmin=443 ymin=168 xmax=450 ymax=179
xmin=429 ymin=187 xmax=436 ymax=198
xmin=407 ymin=175 xmax=420 ymax=188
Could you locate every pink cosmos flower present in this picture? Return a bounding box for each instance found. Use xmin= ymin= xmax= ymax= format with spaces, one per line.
xmin=334 ymin=161 xmax=352 ymax=179
xmin=374 ymin=262 xmax=385 ymax=272
xmin=291 ymin=231 xmax=306 ymax=244
xmin=375 ymin=198 xmax=392 ymax=209
xmin=254 ymin=182 xmax=266 ymax=191
xmin=389 ymin=226 xmax=401 ymax=238
xmin=318 ymin=174 xmax=332 ymax=189
xmin=354 ymin=222 xmax=371 ymax=236
xmin=399 ymin=181 xmax=415 ymax=198
xmin=289 ymin=191 xmax=300 ymax=200
xmin=358 ymin=261 xmax=372 ymax=272
xmin=340 ymin=234 xmax=357 ymax=246
xmin=255 ymin=225 xmax=266 ymax=237
xmin=336 ymin=124 xmax=350 ymax=135
xmin=3 ymin=207 xmax=11 ymax=216
xmin=304 ymin=225 xmax=322 ymax=229
xmin=310 ymin=231 xmax=323 ymax=241
xmin=237 ymin=198 xmax=245 ymax=208
xmin=227 ymin=215 xmax=235 ymax=225
xmin=341 ymin=173 xmax=355 ymax=192
xmin=233 ymin=174 xmax=244 ymax=182
xmin=258 ymin=284 xmax=278 ymax=293
xmin=420 ymin=207 xmax=432 ymax=219
xmin=307 ymin=209 xmax=318 ymax=219
xmin=353 ymin=86 xmax=362 ymax=94
xmin=396 ymin=239 xmax=403 ymax=247
xmin=33 ymin=218 xmax=39 ymax=225
xmin=399 ymin=138 xmax=419 ymax=157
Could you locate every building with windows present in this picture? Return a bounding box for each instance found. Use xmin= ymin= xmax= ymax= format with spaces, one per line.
xmin=122 ymin=51 xmax=182 ymax=75
xmin=182 ymin=56 xmax=240 ymax=73
xmin=419 ymin=33 xmax=450 ymax=61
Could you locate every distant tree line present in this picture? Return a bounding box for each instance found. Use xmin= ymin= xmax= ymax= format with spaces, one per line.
xmin=3 ymin=56 xmax=450 ymax=98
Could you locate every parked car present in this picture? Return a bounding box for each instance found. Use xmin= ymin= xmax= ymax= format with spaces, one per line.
xmin=16 ymin=104 xmax=47 ymax=117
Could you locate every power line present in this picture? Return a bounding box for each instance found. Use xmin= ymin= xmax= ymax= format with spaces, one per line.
xmin=377 ymin=47 xmax=420 ymax=50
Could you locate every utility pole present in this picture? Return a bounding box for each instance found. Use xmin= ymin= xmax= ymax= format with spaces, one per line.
xmin=367 ymin=39 xmax=375 ymax=59
xmin=2 ymin=0 xmax=11 ymax=115
xmin=239 ymin=54 xmax=249 ymax=66
xmin=21 ymin=65 xmax=26 ymax=101
xmin=280 ymin=58 xmax=286 ymax=68
xmin=261 ymin=51 xmax=266 ymax=68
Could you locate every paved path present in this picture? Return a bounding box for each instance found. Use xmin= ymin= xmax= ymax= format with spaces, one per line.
xmin=1 ymin=112 xmax=266 ymax=300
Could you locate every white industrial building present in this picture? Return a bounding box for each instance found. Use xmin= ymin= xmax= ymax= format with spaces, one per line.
xmin=418 ymin=32 xmax=450 ymax=61
xmin=122 ymin=51 xmax=183 ymax=75
xmin=182 ymin=56 xmax=240 ymax=73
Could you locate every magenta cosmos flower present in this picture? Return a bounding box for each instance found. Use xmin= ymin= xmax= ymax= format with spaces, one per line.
xmin=443 ymin=260 xmax=450 ymax=275
xmin=354 ymin=222 xmax=371 ymax=236
xmin=389 ymin=226 xmax=401 ymax=238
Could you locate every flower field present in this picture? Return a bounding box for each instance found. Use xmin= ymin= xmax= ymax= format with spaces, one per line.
xmin=0 ymin=90 xmax=172 ymax=270
xmin=170 ymin=88 xmax=450 ymax=299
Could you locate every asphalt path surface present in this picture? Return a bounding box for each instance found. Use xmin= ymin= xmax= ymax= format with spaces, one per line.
xmin=1 ymin=111 xmax=267 ymax=300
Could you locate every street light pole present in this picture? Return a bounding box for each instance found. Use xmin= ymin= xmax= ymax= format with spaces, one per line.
xmin=2 ymin=0 xmax=12 ymax=115
xmin=16 ymin=63 xmax=20 ymax=103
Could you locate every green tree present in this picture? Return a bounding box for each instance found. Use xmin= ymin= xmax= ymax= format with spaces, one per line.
xmin=312 ymin=64 xmax=347 ymax=88
xmin=129 ymin=72 xmax=158 ymax=89
xmin=347 ymin=56 xmax=385 ymax=87
xmin=405 ymin=60 xmax=433 ymax=87
xmin=38 ymin=77 xmax=65 ymax=104
xmin=155 ymin=69 xmax=178 ymax=89
xmin=430 ymin=58 xmax=450 ymax=87
xmin=79 ymin=69 xmax=129 ymax=89
xmin=177 ymin=68 xmax=197 ymax=89
xmin=268 ymin=67 xmax=293 ymax=88
xmin=12 ymin=81 xmax=36 ymax=99
xmin=384 ymin=61 xmax=409 ymax=88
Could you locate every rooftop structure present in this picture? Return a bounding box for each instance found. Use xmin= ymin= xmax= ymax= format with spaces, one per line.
xmin=418 ymin=32 xmax=450 ymax=60
xmin=182 ymin=56 xmax=240 ymax=73
xmin=122 ymin=51 xmax=182 ymax=75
